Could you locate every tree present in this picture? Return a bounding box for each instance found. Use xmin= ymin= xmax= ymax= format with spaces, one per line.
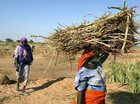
xmin=5 ymin=38 xmax=14 ymax=42
xmin=0 ymin=40 xmax=3 ymax=42
xmin=29 ymin=39 xmax=34 ymax=43
xmin=16 ymin=40 xmax=20 ymax=42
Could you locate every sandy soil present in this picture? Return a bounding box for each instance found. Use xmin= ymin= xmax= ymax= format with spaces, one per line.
xmin=0 ymin=48 xmax=140 ymax=104
xmin=0 ymin=77 xmax=140 ymax=104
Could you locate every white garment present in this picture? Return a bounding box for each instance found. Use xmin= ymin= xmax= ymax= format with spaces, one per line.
xmin=13 ymin=46 xmax=30 ymax=86
xmin=13 ymin=46 xmax=27 ymax=58
xmin=16 ymin=65 xmax=30 ymax=86
xmin=75 ymin=66 xmax=106 ymax=91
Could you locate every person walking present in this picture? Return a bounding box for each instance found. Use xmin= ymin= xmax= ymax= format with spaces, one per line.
xmin=73 ymin=47 xmax=109 ymax=104
xmin=13 ymin=37 xmax=33 ymax=95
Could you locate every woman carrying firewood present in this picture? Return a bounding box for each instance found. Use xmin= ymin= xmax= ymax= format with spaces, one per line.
xmin=73 ymin=47 xmax=109 ymax=104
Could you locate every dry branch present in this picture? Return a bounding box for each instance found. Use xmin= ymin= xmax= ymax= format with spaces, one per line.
xmin=46 ymin=7 xmax=139 ymax=55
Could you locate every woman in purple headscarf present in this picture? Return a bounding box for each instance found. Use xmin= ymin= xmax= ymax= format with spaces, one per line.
xmin=13 ymin=37 xmax=33 ymax=95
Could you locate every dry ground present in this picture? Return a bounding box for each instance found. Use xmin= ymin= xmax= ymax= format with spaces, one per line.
xmin=0 ymin=47 xmax=140 ymax=104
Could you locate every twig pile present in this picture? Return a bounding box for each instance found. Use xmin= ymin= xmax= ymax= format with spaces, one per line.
xmin=47 ymin=7 xmax=139 ymax=55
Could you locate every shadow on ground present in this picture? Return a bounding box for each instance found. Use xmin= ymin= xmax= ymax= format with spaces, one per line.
xmin=9 ymin=80 xmax=17 ymax=84
xmin=108 ymin=91 xmax=140 ymax=104
xmin=29 ymin=77 xmax=66 ymax=92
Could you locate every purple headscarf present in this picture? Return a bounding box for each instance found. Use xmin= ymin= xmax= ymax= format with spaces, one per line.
xmin=20 ymin=37 xmax=28 ymax=43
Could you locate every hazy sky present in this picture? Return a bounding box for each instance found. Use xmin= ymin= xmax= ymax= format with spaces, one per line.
xmin=0 ymin=0 xmax=140 ymax=42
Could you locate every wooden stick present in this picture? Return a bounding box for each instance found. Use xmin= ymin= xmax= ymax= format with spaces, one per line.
xmin=121 ymin=14 xmax=130 ymax=52
xmin=68 ymin=54 xmax=73 ymax=74
xmin=44 ymin=55 xmax=54 ymax=72
xmin=123 ymin=0 xmax=126 ymax=8
xmin=87 ymin=39 xmax=111 ymax=48
xmin=108 ymin=6 xmax=122 ymax=10
xmin=51 ymin=52 xmax=59 ymax=75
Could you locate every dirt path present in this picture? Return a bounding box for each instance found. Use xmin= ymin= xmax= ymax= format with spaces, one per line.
xmin=0 ymin=77 xmax=140 ymax=104
xmin=0 ymin=77 xmax=74 ymax=104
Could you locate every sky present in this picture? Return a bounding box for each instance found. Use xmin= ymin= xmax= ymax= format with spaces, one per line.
xmin=0 ymin=0 xmax=140 ymax=42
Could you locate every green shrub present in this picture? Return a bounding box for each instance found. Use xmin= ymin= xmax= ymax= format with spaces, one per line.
xmin=107 ymin=62 xmax=140 ymax=94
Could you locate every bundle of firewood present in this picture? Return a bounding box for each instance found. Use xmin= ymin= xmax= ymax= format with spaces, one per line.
xmin=46 ymin=7 xmax=139 ymax=55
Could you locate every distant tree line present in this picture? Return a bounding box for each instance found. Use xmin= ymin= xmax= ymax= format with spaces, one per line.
xmin=0 ymin=38 xmax=34 ymax=43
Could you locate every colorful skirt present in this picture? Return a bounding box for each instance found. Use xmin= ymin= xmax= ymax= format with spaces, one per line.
xmin=73 ymin=90 xmax=106 ymax=104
